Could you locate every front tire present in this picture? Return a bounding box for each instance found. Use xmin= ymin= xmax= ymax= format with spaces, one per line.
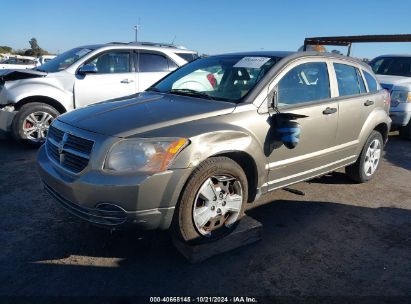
xmin=12 ymin=102 xmax=59 ymax=147
xmin=172 ymin=157 xmax=248 ymax=244
xmin=345 ymin=130 xmax=383 ymax=183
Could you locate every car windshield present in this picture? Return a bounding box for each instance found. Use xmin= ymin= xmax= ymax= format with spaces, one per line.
xmin=370 ymin=57 xmax=411 ymax=77
xmin=150 ymin=55 xmax=280 ymax=102
xmin=36 ymin=47 xmax=95 ymax=73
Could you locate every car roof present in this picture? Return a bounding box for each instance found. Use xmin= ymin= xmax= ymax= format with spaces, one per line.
xmin=76 ymin=43 xmax=197 ymax=54
xmin=215 ymin=51 xmax=295 ymax=58
xmin=372 ymin=54 xmax=411 ymax=59
xmin=211 ymin=51 xmax=368 ymax=67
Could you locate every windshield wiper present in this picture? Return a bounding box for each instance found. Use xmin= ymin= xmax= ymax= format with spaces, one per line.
xmin=35 ymin=68 xmax=47 ymax=72
xmin=168 ymin=89 xmax=214 ymax=100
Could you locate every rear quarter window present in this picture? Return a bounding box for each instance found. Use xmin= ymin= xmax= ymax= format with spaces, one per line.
xmin=175 ymin=53 xmax=199 ymax=62
xmin=363 ymin=71 xmax=379 ymax=93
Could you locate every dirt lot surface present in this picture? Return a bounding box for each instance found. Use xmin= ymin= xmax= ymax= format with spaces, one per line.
xmin=0 ymin=134 xmax=410 ymax=299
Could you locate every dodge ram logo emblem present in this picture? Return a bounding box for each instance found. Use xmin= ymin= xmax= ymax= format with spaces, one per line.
xmin=58 ymin=133 xmax=68 ymax=164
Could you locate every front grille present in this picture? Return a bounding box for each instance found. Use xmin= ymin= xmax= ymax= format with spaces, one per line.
xmin=46 ymin=125 xmax=94 ymax=174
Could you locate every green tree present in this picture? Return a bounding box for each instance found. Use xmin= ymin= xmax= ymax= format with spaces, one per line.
xmin=25 ymin=38 xmax=48 ymax=56
xmin=0 ymin=46 xmax=13 ymax=53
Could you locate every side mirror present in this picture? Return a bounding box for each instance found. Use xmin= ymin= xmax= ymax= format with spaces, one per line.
xmin=277 ymin=119 xmax=301 ymax=149
xmin=78 ymin=64 xmax=98 ymax=75
xmin=270 ymin=113 xmax=305 ymax=150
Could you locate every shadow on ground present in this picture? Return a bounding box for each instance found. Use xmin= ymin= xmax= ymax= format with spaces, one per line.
xmin=1 ymin=199 xmax=410 ymax=297
xmin=383 ymin=133 xmax=411 ymax=171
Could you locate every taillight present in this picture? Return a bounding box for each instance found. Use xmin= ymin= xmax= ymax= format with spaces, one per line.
xmin=384 ymin=89 xmax=390 ymax=107
xmin=207 ymin=73 xmax=217 ymax=88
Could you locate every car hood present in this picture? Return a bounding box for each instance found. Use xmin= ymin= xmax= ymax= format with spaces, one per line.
xmin=376 ymin=74 xmax=411 ymax=91
xmin=58 ymin=92 xmax=236 ymax=138
xmin=0 ymin=69 xmax=47 ymax=83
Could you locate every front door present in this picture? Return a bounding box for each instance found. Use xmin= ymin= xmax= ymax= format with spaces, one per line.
xmin=264 ymin=60 xmax=339 ymax=190
xmin=74 ymin=50 xmax=137 ymax=108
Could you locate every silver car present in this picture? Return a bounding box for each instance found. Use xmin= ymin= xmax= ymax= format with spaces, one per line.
xmin=369 ymin=55 xmax=411 ymax=139
xmin=37 ymin=51 xmax=391 ymax=243
xmin=0 ymin=42 xmax=198 ymax=146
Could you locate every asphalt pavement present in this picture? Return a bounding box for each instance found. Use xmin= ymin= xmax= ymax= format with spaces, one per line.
xmin=0 ymin=133 xmax=410 ymax=299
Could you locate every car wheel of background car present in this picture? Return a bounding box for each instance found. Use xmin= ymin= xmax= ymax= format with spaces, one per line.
xmin=12 ymin=102 xmax=59 ymax=147
xmin=345 ymin=130 xmax=383 ymax=183
xmin=399 ymin=121 xmax=411 ymax=140
xmin=172 ymin=156 xmax=248 ymax=244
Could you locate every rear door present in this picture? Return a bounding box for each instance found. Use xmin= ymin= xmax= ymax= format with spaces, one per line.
xmin=264 ymin=59 xmax=340 ymax=189
xmin=135 ymin=51 xmax=176 ymax=91
xmin=330 ymin=61 xmax=376 ymax=159
xmin=74 ymin=50 xmax=137 ymax=108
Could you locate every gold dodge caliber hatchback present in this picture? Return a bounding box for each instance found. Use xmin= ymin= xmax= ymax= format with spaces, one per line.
xmin=37 ymin=51 xmax=391 ymax=243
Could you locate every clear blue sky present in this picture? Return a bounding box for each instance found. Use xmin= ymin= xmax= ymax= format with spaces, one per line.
xmin=1 ymin=0 xmax=410 ymax=58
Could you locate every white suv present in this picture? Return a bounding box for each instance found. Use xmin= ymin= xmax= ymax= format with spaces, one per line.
xmin=0 ymin=42 xmax=198 ymax=145
xmin=0 ymin=56 xmax=38 ymax=70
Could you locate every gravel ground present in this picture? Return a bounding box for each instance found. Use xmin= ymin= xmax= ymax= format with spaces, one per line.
xmin=0 ymin=133 xmax=410 ymax=299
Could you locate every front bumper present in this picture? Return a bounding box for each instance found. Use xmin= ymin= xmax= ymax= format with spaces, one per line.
xmin=37 ymin=144 xmax=192 ymax=230
xmin=390 ymin=111 xmax=411 ymax=127
xmin=0 ymin=106 xmax=16 ymax=133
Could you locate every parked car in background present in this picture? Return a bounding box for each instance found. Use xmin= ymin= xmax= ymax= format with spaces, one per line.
xmin=369 ymin=55 xmax=411 ymax=139
xmin=37 ymin=51 xmax=391 ymax=243
xmin=38 ymin=55 xmax=56 ymax=65
xmin=0 ymin=42 xmax=198 ymax=146
xmin=0 ymin=55 xmax=38 ymax=69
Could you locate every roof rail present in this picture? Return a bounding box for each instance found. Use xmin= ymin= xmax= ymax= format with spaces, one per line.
xmin=128 ymin=41 xmax=187 ymax=50
xmin=107 ymin=42 xmax=128 ymax=45
xmin=304 ymin=34 xmax=411 ymax=56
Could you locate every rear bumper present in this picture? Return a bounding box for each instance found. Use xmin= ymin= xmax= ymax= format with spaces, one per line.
xmin=37 ymin=144 xmax=192 ymax=230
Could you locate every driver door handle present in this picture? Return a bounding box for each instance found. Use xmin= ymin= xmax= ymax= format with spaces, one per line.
xmin=120 ymin=79 xmax=134 ymax=84
xmin=323 ymin=107 xmax=337 ymax=115
xmin=364 ymin=100 xmax=374 ymax=106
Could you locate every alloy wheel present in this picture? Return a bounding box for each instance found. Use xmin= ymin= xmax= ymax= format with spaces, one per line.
xmin=22 ymin=111 xmax=54 ymax=142
xmin=193 ymin=175 xmax=243 ymax=237
xmin=363 ymin=139 xmax=381 ymax=177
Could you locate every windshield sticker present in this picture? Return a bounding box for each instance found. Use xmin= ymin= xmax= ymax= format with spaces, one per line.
xmin=75 ymin=48 xmax=92 ymax=57
xmin=233 ymin=57 xmax=271 ymax=69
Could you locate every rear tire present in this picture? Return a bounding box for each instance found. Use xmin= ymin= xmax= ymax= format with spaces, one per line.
xmin=345 ymin=130 xmax=383 ymax=183
xmin=12 ymin=102 xmax=59 ymax=148
xmin=399 ymin=121 xmax=411 ymax=140
xmin=172 ymin=157 xmax=248 ymax=244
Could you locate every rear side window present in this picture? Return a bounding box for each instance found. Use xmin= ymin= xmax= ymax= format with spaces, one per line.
xmin=139 ymin=53 xmax=169 ymax=72
xmin=277 ymin=62 xmax=330 ymax=106
xmin=334 ymin=63 xmax=365 ymax=96
xmin=175 ymin=52 xmax=199 ymax=62
xmin=363 ymin=71 xmax=378 ymax=92
xmin=168 ymin=58 xmax=178 ymax=70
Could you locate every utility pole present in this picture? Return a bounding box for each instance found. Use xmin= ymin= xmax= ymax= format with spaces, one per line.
xmin=134 ymin=19 xmax=141 ymax=43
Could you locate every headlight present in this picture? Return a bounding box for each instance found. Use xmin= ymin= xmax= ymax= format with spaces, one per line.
xmin=391 ymin=90 xmax=411 ymax=104
xmin=105 ymin=138 xmax=189 ymax=172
